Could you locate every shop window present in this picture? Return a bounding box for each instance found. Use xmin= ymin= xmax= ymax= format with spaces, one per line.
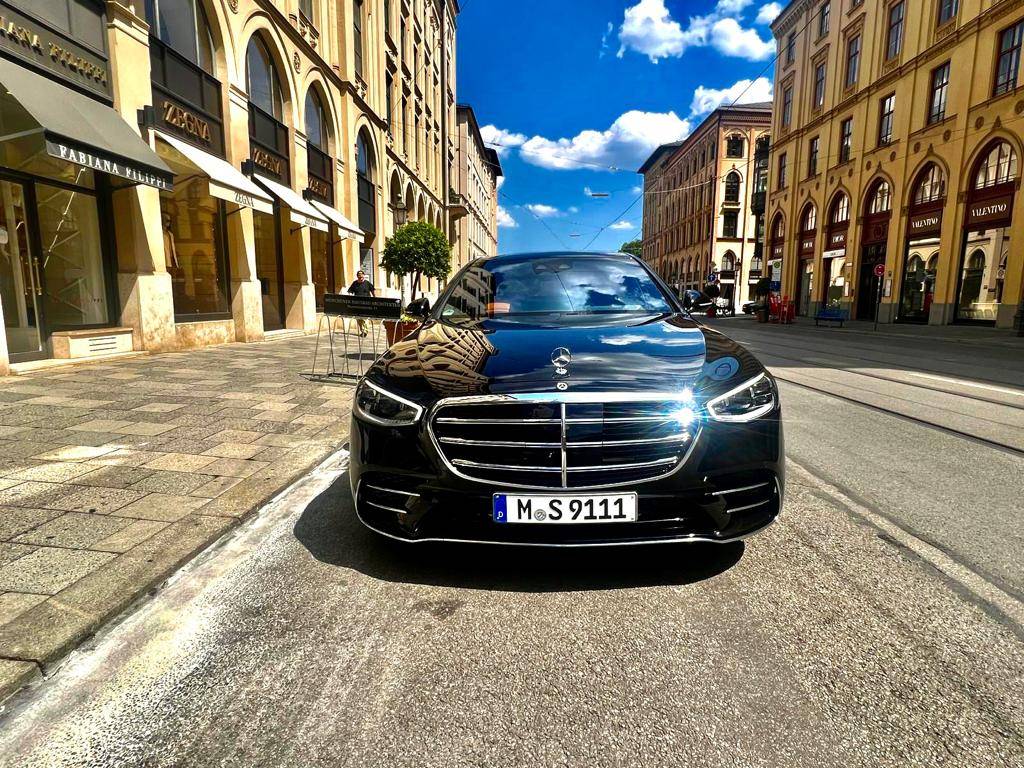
xmin=246 ymin=37 xmax=283 ymax=120
xmin=145 ymin=0 xmax=214 ymax=73
xmin=868 ymin=180 xmax=892 ymax=214
xmin=15 ymin=0 xmax=106 ymax=53
xmin=830 ymin=193 xmax=849 ymax=224
xmin=158 ymin=176 xmax=230 ymax=320
xmin=913 ymin=163 xmax=946 ymax=203
xmin=802 ymin=204 xmax=817 ymax=232
xmin=974 ymin=141 xmax=1017 ymax=188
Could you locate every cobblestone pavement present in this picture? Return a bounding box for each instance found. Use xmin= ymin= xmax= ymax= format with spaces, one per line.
xmin=0 ymin=336 xmax=355 ymax=700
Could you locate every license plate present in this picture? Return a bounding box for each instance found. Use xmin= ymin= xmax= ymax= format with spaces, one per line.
xmin=493 ymin=493 xmax=637 ymax=524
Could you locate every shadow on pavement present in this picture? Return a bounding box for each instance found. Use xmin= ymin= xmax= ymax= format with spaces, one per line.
xmin=293 ymin=476 xmax=745 ymax=593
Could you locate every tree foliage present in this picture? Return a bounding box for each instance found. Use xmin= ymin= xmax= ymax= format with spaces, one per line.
xmin=619 ymin=239 xmax=642 ymax=258
xmin=381 ymin=221 xmax=451 ymax=296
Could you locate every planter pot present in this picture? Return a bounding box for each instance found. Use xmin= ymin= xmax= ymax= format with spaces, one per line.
xmin=384 ymin=320 xmax=421 ymax=345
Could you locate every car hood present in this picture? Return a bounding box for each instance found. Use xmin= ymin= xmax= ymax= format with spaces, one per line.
xmin=368 ymin=314 xmax=766 ymax=402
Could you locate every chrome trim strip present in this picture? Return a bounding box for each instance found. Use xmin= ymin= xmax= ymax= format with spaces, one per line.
xmin=453 ymin=459 xmax=560 ymax=473
xmin=560 ymin=403 xmax=568 ymax=487
xmin=567 ymin=457 xmax=678 ymax=472
xmin=568 ymin=433 xmax=692 ymax=447
xmin=452 ymin=456 xmax=678 ymax=473
xmin=726 ymin=498 xmax=772 ymax=514
xmin=439 ymin=437 xmax=561 ymax=448
xmin=436 ymin=417 xmax=561 ymax=424
xmin=567 ymin=416 xmax=679 ymax=424
xmin=711 ymin=482 xmax=770 ymax=496
xmin=364 ymin=484 xmax=421 ymax=498
xmin=364 ymin=499 xmax=411 ymax=515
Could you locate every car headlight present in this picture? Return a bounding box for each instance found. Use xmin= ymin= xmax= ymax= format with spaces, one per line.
xmin=353 ymin=379 xmax=423 ymax=426
xmin=706 ymin=373 xmax=776 ymax=422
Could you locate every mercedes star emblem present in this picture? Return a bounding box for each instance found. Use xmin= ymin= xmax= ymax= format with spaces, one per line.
xmin=551 ymin=347 xmax=572 ymax=376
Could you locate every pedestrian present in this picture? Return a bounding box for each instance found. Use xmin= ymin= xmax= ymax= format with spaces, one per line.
xmin=348 ymin=270 xmax=375 ymax=337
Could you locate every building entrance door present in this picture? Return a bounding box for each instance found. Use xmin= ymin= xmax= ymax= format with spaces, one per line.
xmin=856 ymin=244 xmax=885 ymax=320
xmin=0 ymin=179 xmax=46 ymax=362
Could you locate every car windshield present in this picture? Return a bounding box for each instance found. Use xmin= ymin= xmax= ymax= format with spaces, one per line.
xmin=438 ymin=256 xmax=674 ymax=326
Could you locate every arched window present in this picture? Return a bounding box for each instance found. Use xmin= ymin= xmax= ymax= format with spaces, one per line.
xmin=246 ymin=36 xmax=282 ymax=120
xmin=968 ymin=249 xmax=986 ymax=270
xmin=724 ymin=172 xmax=740 ymax=203
xmin=802 ymin=203 xmax=817 ymax=232
xmin=974 ymin=141 xmax=1018 ymax=189
xmin=305 ymin=88 xmax=327 ymax=151
xmin=353 ymin=0 xmax=365 ymax=79
xmin=913 ymin=163 xmax=946 ymax=204
xmin=868 ymin=180 xmax=891 ymax=214
xmin=356 ymin=130 xmax=376 ymax=230
xmin=771 ymin=213 xmax=785 ymax=241
xmin=721 ymin=251 xmax=736 ymax=271
xmin=145 ymin=0 xmax=215 ymax=73
xmin=830 ymin=192 xmax=850 ymax=224
xmin=726 ymin=135 xmax=745 ymax=158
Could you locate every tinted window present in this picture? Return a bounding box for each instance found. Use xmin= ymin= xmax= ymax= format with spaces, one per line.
xmin=439 ymin=257 xmax=673 ymax=325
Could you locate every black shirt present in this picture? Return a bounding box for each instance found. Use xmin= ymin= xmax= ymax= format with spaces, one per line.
xmin=348 ymin=280 xmax=375 ymax=297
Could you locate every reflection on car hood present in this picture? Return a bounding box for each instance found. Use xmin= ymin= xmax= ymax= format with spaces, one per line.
xmin=369 ymin=314 xmax=766 ymax=402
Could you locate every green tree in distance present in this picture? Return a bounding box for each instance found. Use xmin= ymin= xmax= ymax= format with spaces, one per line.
xmin=381 ymin=221 xmax=452 ymax=304
xmin=619 ymin=239 xmax=642 ymax=258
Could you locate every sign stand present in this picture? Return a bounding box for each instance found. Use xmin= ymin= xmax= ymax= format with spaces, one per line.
xmin=873 ymin=262 xmax=886 ymax=332
xmin=303 ymin=294 xmax=402 ymax=384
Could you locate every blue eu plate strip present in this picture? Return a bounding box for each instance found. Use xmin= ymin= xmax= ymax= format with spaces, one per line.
xmin=493 ymin=494 xmax=507 ymax=523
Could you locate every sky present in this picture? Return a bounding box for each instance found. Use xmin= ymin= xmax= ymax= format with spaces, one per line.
xmin=456 ymin=0 xmax=782 ymax=254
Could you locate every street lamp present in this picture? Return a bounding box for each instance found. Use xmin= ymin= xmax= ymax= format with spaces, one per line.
xmin=393 ymin=202 xmax=408 ymax=228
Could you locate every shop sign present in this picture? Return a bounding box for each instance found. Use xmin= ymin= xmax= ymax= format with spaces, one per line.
xmin=907 ymin=210 xmax=942 ymax=237
xmin=771 ymin=242 xmax=784 ymax=259
xmin=800 ymin=232 xmax=815 ymax=256
xmin=827 ymin=229 xmax=847 ymax=249
xmin=46 ymin=139 xmax=173 ymax=190
xmin=307 ymin=176 xmax=330 ymax=202
xmin=162 ymin=100 xmax=212 ymax=145
xmin=0 ymin=3 xmax=110 ymax=98
xmin=862 ymin=216 xmax=889 ymax=245
xmin=823 ymin=248 xmax=846 ymax=259
xmin=966 ymin=193 xmax=1014 ymax=229
xmin=252 ymin=147 xmax=284 ymax=179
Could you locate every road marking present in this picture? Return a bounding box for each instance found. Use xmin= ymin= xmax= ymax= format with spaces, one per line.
xmin=788 ymin=459 xmax=1024 ymax=633
xmin=907 ymin=372 xmax=1024 ymax=397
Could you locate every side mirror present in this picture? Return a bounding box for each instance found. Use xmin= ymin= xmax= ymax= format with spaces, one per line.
xmin=681 ymin=290 xmax=700 ymax=312
xmin=405 ymin=297 xmax=431 ymax=318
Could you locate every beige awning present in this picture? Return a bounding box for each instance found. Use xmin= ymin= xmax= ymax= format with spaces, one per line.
xmin=153 ymin=130 xmax=274 ymax=215
xmin=252 ymin=175 xmax=329 ymax=232
xmin=309 ymin=200 xmax=363 ymax=240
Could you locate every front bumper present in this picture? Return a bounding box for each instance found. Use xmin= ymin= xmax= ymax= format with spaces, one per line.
xmin=349 ymin=412 xmax=784 ymax=547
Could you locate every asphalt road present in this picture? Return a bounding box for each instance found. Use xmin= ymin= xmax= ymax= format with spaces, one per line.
xmin=1 ymin=325 xmax=1022 ymax=768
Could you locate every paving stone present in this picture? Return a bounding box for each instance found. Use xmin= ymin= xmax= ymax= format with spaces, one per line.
xmin=68 ymin=420 xmax=136 ymax=433
xmin=0 ymin=659 xmax=38 ymax=701
xmin=109 ymin=494 xmax=210 ymax=522
xmin=201 ymin=442 xmax=265 ymax=460
xmin=206 ymin=429 xmax=265 ymax=444
xmin=0 ymin=507 xmax=62 ymax=540
xmin=0 ymin=548 xmax=114 ymax=594
xmin=251 ymin=446 xmax=291 ymax=463
xmin=115 ymin=422 xmax=179 ymax=436
xmin=88 ymin=449 xmax=166 ymax=467
xmin=47 ymin=487 xmax=148 ymax=515
xmin=91 ymin=520 xmax=169 ymax=553
xmin=128 ymin=471 xmax=210 ymax=495
xmin=14 ymin=513 xmax=134 ymax=549
xmin=141 ymin=453 xmax=218 ymax=473
xmin=195 ymin=458 xmax=268 ymax=479
xmin=189 ymin=476 xmax=244 ymax=498
xmin=0 ymin=482 xmax=65 ymax=508
xmin=5 ymin=462 xmax=98 ymax=483
xmin=253 ymin=410 xmax=297 ymax=423
xmin=132 ymin=403 xmax=186 ymax=413
xmin=254 ymin=434 xmax=306 ymax=449
xmin=73 ymin=465 xmax=155 ymax=489
xmin=0 ymin=592 xmax=48 ymax=625
xmin=31 ymin=445 xmax=118 ymax=462
xmin=0 ymin=543 xmax=35 ymax=567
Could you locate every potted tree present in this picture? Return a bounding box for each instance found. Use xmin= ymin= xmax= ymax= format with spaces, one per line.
xmin=380 ymin=220 xmax=452 ymax=344
xmin=753 ymin=277 xmax=772 ymax=323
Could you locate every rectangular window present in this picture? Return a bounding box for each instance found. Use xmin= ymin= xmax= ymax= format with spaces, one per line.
xmin=787 ymin=31 xmax=797 ymax=63
xmin=814 ymin=62 xmax=826 ymax=108
xmin=845 ymin=35 xmax=861 ymax=88
xmin=878 ymin=94 xmax=895 ymax=144
xmin=726 ymin=136 xmax=744 ymax=157
xmin=994 ymin=21 xmax=1024 ymax=96
xmin=937 ymin=0 xmax=958 ymax=25
xmin=886 ymin=1 xmax=904 ymax=60
xmin=818 ymin=2 xmax=830 ymax=36
xmin=782 ymin=86 xmax=793 ymax=126
xmin=722 ymin=211 xmax=739 ymax=238
xmin=384 ymin=0 xmax=391 ymax=36
xmin=929 ymin=62 xmax=950 ymax=123
xmin=353 ymin=0 xmax=364 ymax=78
xmin=808 ymin=136 xmax=819 ymax=176
xmin=299 ymin=0 xmax=314 ymax=21
xmin=839 ymin=117 xmax=854 ymax=162
xmin=777 ymin=152 xmax=788 ymax=189
xmin=385 ymin=72 xmax=394 ymax=130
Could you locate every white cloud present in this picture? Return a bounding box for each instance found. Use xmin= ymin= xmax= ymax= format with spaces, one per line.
xmin=755 ymin=2 xmax=782 ymax=24
xmin=568 ymin=205 xmax=580 ymax=214
xmin=496 ymin=205 xmax=517 ymax=228
xmin=610 ymin=220 xmax=636 ymax=230
xmin=496 ymin=176 xmax=506 ymax=189
xmin=599 ymin=21 xmax=615 ymax=58
xmin=689 ymin=76 xmax=774 ymax=116
xmin=709 ymin=18 xmax=775 ymax=59
xmin=616 ymin=0 xmax=774 ymax=63
xmin=631 ymin=185 xmax=643 ymax=194
xmin=481 ymin=125 xmax=526 ymax=157
xmin=525 ymin=203 xmax=562 ymax=218
xmin=518 ymin=110 xmax=690 ymax=172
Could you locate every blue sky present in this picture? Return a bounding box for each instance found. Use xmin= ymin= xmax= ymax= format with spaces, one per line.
xmin=456 ymin=0 xmax=781 ymax=253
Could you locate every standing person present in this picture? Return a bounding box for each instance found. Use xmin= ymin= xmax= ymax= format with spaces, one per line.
xmin=348 ymin=270 xmax=375 ymax=337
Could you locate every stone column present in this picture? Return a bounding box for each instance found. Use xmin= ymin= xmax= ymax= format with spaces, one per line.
xmin=226 ymin=84 xmax=264 ymax=343
xmin=284 ymin=132 xmax=316 ymax=331
xmin=106 ymin=2 xmax=176 ymax=353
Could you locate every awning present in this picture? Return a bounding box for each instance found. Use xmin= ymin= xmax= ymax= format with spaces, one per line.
xmin=153 ymin=130 xmax=274 ymax=215
xmin=0 ymin=58 xmax=173 ymax=191
xmin=309 ymin=199 xmax=363 ymax=240
xmin=252 ymin=174 xmax=329 ymax=232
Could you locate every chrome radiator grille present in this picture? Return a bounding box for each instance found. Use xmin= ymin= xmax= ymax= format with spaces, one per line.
xmin=430 ymin=397 xmax=698 ymax=489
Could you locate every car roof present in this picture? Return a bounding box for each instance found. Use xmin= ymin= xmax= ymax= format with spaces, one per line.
xmin=485 ymin=251 xmax=634 ymax=261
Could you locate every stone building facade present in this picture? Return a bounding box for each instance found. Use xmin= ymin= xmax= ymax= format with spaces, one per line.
xmin=0 ymin=0 xmax=493 ymax=376
xmin=451 ymin=104 xmax=501 ymax=270
xmin=639 ymin=103 xmax=772 ymax=310
xmin=768 ymin=0 xmax=1024 ymax=327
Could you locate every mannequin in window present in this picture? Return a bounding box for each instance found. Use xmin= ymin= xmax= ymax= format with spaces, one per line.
xmin=162 ymin=211 xmax=180 ymax=273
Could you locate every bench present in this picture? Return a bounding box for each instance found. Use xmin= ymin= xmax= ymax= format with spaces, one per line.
xmin=814 ymin=308 xmax=848 ymax=327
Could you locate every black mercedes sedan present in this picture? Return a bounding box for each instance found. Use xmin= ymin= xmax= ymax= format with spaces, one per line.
xmin=349 ymin=251 xmax=783 ymax=546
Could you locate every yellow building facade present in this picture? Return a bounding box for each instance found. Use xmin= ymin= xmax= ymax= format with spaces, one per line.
xmin=451 ymin=104 xmax=501 ymax=270
xmin=768 ymin=0 xmax=1024 ymax=327
xmin=0 ymin=0 xmax=469 ymax=376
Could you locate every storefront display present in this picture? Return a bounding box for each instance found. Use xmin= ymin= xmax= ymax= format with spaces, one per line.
xmin=898 ymin=163 xmax=945 ymax=323
xmin=796 ymin=203 xmax=816 ymax=316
